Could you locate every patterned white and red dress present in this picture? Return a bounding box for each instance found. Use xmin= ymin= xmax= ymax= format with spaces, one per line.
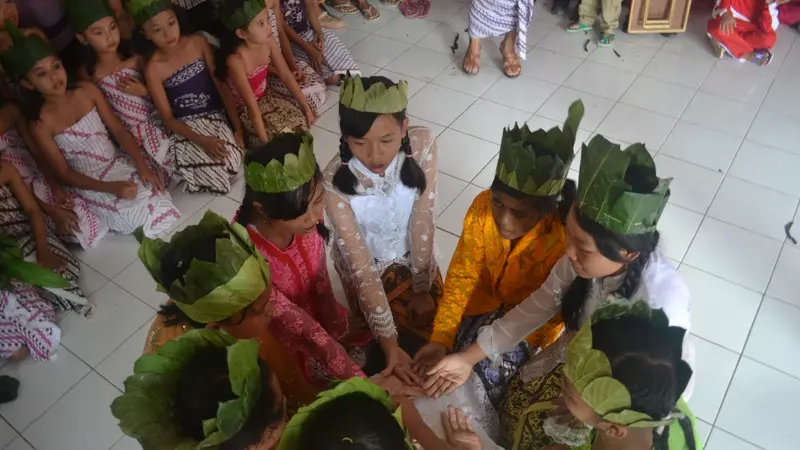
xmin=97 ymin=67 xmax=176 ymax=184
xmin=53 ymin=108 xmax=180 ymax=237
xmin=0 ymin=184 xmax=90 ymax=361
xmin=244 ymin=221 xmax=366 ymax=388
xmin=0 ymin=126 xmax=108 ymax=248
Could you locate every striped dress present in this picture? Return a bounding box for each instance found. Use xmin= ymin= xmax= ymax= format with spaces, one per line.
xmin=53 ymin=108 xmax=180 ymax=237
xmin=280 ymin=0 xmax=359 ymax=79
xmin=0 ymin=127 xmax=108 ymax=249
xmin=97 ymin=68 xmax=175 ymax=184
xmin=164 ymin=59 xmax=242 ymax=194
xmin=468 ymin=0 xmax=534 ymax=59
xmin=0 ymin=184 xmax=90 ymax=361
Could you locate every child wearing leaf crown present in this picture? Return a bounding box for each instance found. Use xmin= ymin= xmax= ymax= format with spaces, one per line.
xmin=325 ymin=75 xmax=442 ymax=386
xmin=414 ymin=102 xmax=583 ymax=424
xmin=215 ymin=0 xmax=313 ymax=146
xmin=69 ymin=0 xmax=176 ymax=184
xmin=511 ymin=301 xmax=701 ymax=450
xmin=0 ymin=97 xmax=108 ymax=248
xmin=130 ymin=0 xmax=244 ymax=194
xmin=235 ymin=130 xmax=367 ymax=388
xmin=113 ymin=329 xmax=289 ymax=450
xmin=3 ymin=22 xmax=180 ymax=240
xmin=424 ymin=135 xmax=695 ymax=447
xmin=0 ymin=161 xmax=90 ymax=362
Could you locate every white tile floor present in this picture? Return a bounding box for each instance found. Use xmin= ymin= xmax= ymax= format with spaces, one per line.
xmin=2 ymin=1 xmax=799 ymax=448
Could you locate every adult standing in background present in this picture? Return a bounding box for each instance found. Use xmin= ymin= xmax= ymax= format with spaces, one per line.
xmin=14 ymin=0 xmax=83 ymax=74
xmin=462 ymin=0 xmax=532 ymax=78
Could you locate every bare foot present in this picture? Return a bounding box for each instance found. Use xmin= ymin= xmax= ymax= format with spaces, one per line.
xmin=744 ymin=50 xmax=773 ymax=66
xmin=324 ymin=74 xmax=342 ymax=85
xmin=500 ymin=31 xmax=521 ymax=78
xmin=10 ymin=346 xmax=29 ymax=361
xmin=462 ymin=38 xmax=481 ymax=75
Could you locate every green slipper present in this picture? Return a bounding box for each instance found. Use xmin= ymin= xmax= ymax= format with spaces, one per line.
xmin=598 ymin=32 xmax=615 ymax=47
xmin=566 ymin=23 xmax=592 ymax=33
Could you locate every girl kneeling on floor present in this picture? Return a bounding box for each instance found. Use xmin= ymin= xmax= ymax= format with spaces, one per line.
xmin=216 ymin=0 xmax=314 ymax=146
xmin=68 ymin=0 xmax=176 ymax=185
xmin=236 ymin=129 xmax=366 ymax=389
xmin=325 ymin=75 xmax=442 ymax=384
xmin=5 ymin=22 xmax=179 ymax=239
xmin=129 ymin=0 xmax=243 ymax=194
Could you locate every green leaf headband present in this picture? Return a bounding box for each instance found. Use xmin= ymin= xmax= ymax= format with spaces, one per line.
xmin=564 ymin=298 xmax=686 ymax=428
xmin=577 ymin=135 xmax=671 ymax=234
xmin=0 ymin=234 xmax=69 ymax=290
xmin=339 ymin=75 xmax=408 ymax=114
xmin=277 ymin=378 xmax=408 ymax=450
xmin=123 ymin=0 xmax=172 ymax=26
xmin=220 ymin=0 xmax=267 ymax=31
xmin=244 ymin=130 xmax=317 ymax=194
xmin=135 ymin=210 xmax=271 ymax=324
xmin=496 ymin=100 xmax=583 ymax=197
xmin=111 ymin=329 xmax=262 ymax=449
xmin=62 ymin=0 xmax=114 ymax=33
xmin=0 ymin=21 xmax=55 ymax=80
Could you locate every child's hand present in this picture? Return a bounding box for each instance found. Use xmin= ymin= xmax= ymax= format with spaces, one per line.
xmin=720 ymin=13 xmax=736 ymax=36
xmin=200 ymin=136 xmax=229 ymax=160
xmin=307 ymin=47 xmax=325 ymax=74
xmin=313 ymin=33 xmax=324 ymax=52
xmin=36 ymin=246 xmax=65 ymax=271
xmin=51 ymin=186 xmax=73 ymax=209
xmin=302 ymin=105 xmax=316 ymax=126
xmin=442 ymin=406 xmax=482 ymax=450
xmin=293 ymin=70 xmax=306 ymax=83
xmin=117 ymin=75 xmax=149 ymax=97
xmin=111 ymin=180 xmax=138 ymax=199
xmin=48 ymin=206 xmax=79 ymax=235
xmin=137 ymin=166 xmax=165 ymax=193
xmin=234 ymin=130 xmax=245 ymax=149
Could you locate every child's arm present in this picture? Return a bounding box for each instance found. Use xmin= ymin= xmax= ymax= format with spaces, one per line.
xmin=304 ymin=0 xmax=325 ymax=43
xmin=269 ymin=0 xmax=302 ymax=74
xmin=84 ymin=82 xmax=165 ymax=192
xmin=267 ymin=37 xmax=315 ymax=124
xmin=279 ymin=9 xmax=325 ymax=71
xmin=144 ymin=55 xmax=223 ymax=156
xmin=0 ymin=162 xmax=62 ymax=270
xmin=227 ymin=53 xmax=269 ymax=144
xmin=30 ymin=112 xmax=131 ymax=197
xmin=196 ymin=35 xmax=245 ymax=148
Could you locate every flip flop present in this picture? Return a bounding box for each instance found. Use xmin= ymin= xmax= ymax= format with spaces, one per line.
xmin=331 ymin=0 xmax=358 ymax=14
xmin=708 ymin=36 xmax=724 ymax=59
xmin=320 ymin=11 xmax=345 ymax=29
xmin=360 ymin=4 xmax=381 ymax=20
xmin=501 ymin=48 xmax=521 ymax=78
xmin=566 ymin=22 xmax=592 ymax=33
xmin=598 ymin=32 xmax=615 ymax=47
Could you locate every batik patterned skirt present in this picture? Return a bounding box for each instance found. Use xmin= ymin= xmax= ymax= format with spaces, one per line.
xmin=174 ymin=111 xmax=242 ymax=194
xmin=240 ymin=94 xmax=309 ymax=148
xmin=291 ymin=29 xmax=360 ymax=80
xmin=468 ymin=0 xmax=534 ymax=59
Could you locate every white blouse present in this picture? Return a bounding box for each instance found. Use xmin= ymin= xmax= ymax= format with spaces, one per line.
xmin=324 ymin=126 xmax=438 ymax=339
xmin=475 ymin=252 xmax=694 ymax=389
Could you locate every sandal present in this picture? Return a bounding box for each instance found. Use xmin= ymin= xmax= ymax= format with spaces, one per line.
xmin=566 ymin=22 xmax=592 ymax=33
xmin=359 ymin=4 xmax=381 ymax=20
xmin=501 ymin=52 xmax=522 ymax=78
xmin=750 ymin=49 xmax=773 ymax=66
xmin=320 ymin=11 xmax=345 ymax=29
xmin=708 ymin=36 xmax=724 ymax=59
xmin=381 ymin=0 xmax=401 ymax=5
xmin=331 ymin=0 xmax=358 ymax=15
xmin=598 ymin=32 xmax=615 ymax=47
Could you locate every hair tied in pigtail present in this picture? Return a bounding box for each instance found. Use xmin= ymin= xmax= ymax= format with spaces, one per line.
xmin=338 ymin=136 xmax=350 ymax=166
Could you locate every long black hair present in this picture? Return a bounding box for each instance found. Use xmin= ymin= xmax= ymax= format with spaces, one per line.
xmin=560 ymin=211 xmax=660 ymax=331
xmin=130 ymin=6 xmax=196 ymax=63
xmin=591 ymin=315 xmax=695 ymax=450
xmin=175 ymin=346 xmax=283 ymax=450
xmin=213 ymin=0 xmax=251 ymax=81
xmin=18 ymin=66 xmax=79 ymax=122
xmin=236 ymin=132 xmax=329 ymax=242
xmin=490 ymin=177 xmax=577 ymax=224
xmin=298 ymin=392 xmax=407 ymax=450
xmin=334 ymin=76 xmax=426 ymax=196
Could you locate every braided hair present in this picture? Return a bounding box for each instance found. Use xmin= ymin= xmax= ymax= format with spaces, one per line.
xmin=333 ymin=76 xmax=426 ymax=196
xmin=560 ymin=211 xmax=660 ymax=331
xmin=591 ymin=316 xmax=695 ymax=450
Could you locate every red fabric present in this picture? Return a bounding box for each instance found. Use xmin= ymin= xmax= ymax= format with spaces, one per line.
xmin=708 ymin=16 xmax=777 ymax=58
xmin=779 ymin=1 xmax=800 ymax=25
xmin=244 ymin=223 xmax=366 ymax=387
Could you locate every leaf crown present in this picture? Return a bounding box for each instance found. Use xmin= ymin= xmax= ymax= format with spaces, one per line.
xmin=124 ymin=0 xmax=171 ymax=26
xmin=0 ymin=21 xmax=55 ymax=79
xmin=62 ymin=0 xmax=113 ymax=33
xmin=339 ymin=74 xmax=408 ymax=114
xmin=220 ymin=0 xmax=267 ymax=31
xmin=244 ymin=129 xmax=318 ymax=193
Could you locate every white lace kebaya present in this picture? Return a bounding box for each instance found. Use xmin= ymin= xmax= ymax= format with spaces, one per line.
xmin=323 ymin=126 xmax=438 ymax=339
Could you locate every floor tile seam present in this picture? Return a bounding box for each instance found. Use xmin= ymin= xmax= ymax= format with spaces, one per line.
xmin=708 ymin=422 xmax=768 ymax=450
xmin=91 ymin=314 xmax=157 ymax=379
xmin=14 ymin=366 xmax=93 ymax=437
xmin=709 ymin=235 xmax=786 ymax=428
xmin=702 ymin=201 xmax=799 ymax=245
